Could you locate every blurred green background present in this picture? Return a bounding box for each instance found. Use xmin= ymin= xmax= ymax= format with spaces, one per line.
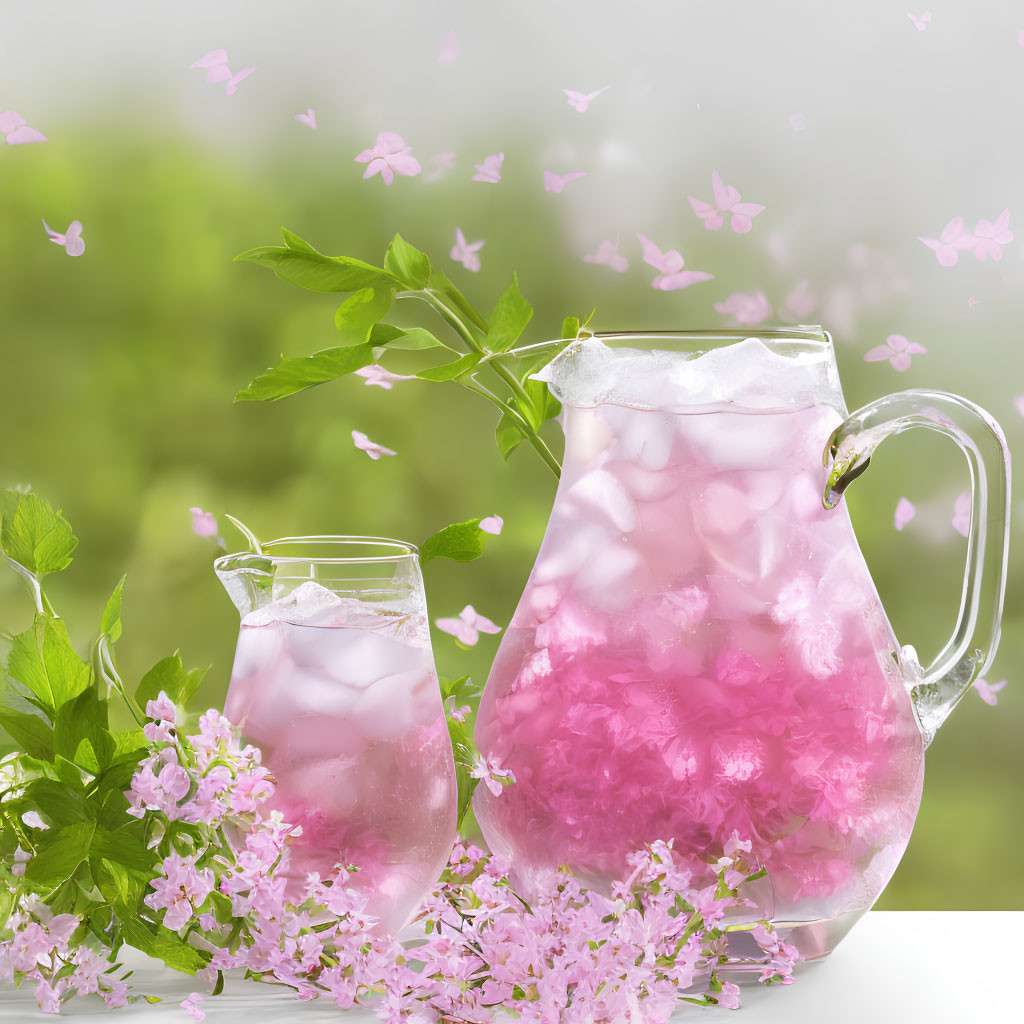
xmin=1 ymin=0 xmax=1022 ymax=910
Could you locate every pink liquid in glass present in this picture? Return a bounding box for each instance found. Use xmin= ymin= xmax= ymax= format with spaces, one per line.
xmin=475 ymin=396 xmax=925 ymax=954
xmin=225 ymin=582 xmax=457 ymax=934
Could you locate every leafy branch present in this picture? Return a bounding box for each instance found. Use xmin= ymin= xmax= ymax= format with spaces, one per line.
xmin=234 ymin=231 xmax=589 ymax=477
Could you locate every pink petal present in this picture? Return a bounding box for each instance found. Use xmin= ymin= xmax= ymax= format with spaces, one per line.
xmin=205 ymin=65 xmax=231 ymax=84
xmin=732 ymin=202 xmax=765 ymax=218
xmin=438 ymin=30 xmax=458 ymax=63
xmin=6 ymin=125 xmax=47 ymax=144
xmin=788 ymin=112 xmax=807 ymax=132
xmin=936 ymin=246 xmax=960 ymax=267
xmin=939 ymin=217 xmax=966 ymax=244
xmin=711 ymin=171 xmax=730 ymax=210
xmin=462 ymin=605 xmax=502 ymax=634
xmin=225 ymin=67 xmax=256 ymax=95
xmin=479 ymin=515 xmax=504 ymax=535
xmin=863 ymin=345 xmax=894 ymax=362
xmin=377 ymin=161 xmax=395 ymax=185
xmin=894 ymin=497 xmax=916 ymax=531
xmin=388 ymin=153 xmax=421 ymax=177
xmin=730 ymin=214 xmax=753 ymax=234
xmin=190 ymin=49 xmax=228 ymax=69
xmin=905 ymin=342 xmax=928 ymax=355
xmin=0 ymin=110 xmax=27 ymax=134
xmin=889 ymin=352 xmax=912 ymax=371
xmin=654 ymin=270 xmax=714 ymax=290
xmin=636 ymin=232 xmax=668 ymax=272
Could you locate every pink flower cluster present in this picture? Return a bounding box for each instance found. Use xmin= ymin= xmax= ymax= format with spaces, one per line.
xmin=0 ymin=903 xmax=127 ymax=1012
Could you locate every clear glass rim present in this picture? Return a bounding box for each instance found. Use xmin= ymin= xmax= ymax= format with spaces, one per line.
xmin=214 ymin=535 xmax=418 ymax=571
xmin=509 ymin=325 xmax=832 ymax=358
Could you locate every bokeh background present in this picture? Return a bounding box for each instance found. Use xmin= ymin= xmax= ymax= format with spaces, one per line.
xmin=1 ymin=0 xmax=1021 ymax=909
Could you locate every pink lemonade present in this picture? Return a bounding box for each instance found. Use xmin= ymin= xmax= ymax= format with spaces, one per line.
xmin=224 ymin=580 xmax=457 ymax=935
xmin=474 ymin=337 xmax=926 ymax=957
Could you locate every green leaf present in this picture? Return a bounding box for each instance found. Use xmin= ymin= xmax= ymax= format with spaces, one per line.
xmin=416 ymin=352 xmax=482 ymax=383
xmin=54 ymin=686 xmax=114 ymax=772
xmin=235 ymin=342 xmax=377 ymax=402
xmin=370 ymin=324 xmax=450 ymax=351
xmin=429 ymin=271 xmax=491 ymax=334
xmin=24 ymin=779 xmax=93 ymax=828
xmin=235 ymin=236 xmax=394 ymax=293
xmin=486 ymin=274 xmax=533 ymax=353
xmin=24 ymin=820 xmax=95 ymax=887
xmin=0 ymin=491 xmax=78 ymax=577
xmin=560 ymin=315 xmax=580 ymax=340
xmin=0 ymin=707 xmax=55 ymax=759
xmin=135 ymin=653 xmax=206 ymax=709
xmin=101 ymin=575 xmax=126 ymax=643
xmin=519 ymin=379 xmax=561 ymax=432
xmin=334 ymin=286 xmax=394 ymax=344
xmin=383 ymin=234 xmax=431 ymax=290
xmin=495 ymin=407 xmax=527 ymax=461
xmin=8 ymin=615 xmax=90 ymax=717
xmin=91 ymin=823 xmax=155 ymax=873
xmin=120 ymin=917 xmax=207 ymax=974
xmin=419 ymin=518 xmax=490 ymax=566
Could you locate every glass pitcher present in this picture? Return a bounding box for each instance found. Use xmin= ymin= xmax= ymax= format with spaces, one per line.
xmin=474 ymin=329 xmax=1009 ymax=961
xmin=215 ymin=536 xmax=457 ymax=935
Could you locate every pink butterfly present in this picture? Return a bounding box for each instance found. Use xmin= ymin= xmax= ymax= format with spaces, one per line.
xmin=971 ymin=210 xmax=1012 ymax=261
xmin=894 ymin=497 xmax=916 ymax=531
xmin=294 ymin=109 xmax=317 ymax=131
xmin=479 ymin=515 xmax=504 ymax=535
xmin=435 ymin=605 xmax=502 ymax=646
xmin=636 ymin=233 xmax=714 ymax=291
xmin=354 ymin=365 xmax=414 ymax=390
xmin=788 ymin=112 xmax=806 ymax=133
xmin=189 ymin=507 xmax=218 ymax=538
xmin=42 ymin=218 xmax=85 ymax=257
xmin=351 ymin=430 xmax=396 ymax=459
xmin=563 ymin=86 xmax=609 ymax=113
xmin=967 ymin=296 xmax=979 ymax=308
xmin=188 ymin=49 xmax=256 ymax=95
xmin=543 ymin=170 xmax=587 ymax=193
xmin=918 ymin=217 xmax=975 ymax=266
xmin=472 ymin=153 xmax=504 ymax=183
xmin=687 ymin=171 xmax=765 ymax=233
xmin=0 ymin=110 xmax=47 ymax=145
xmin=713 ymin=291 xmax=772 ymax=326
xmin=784 ymin=279 xmax=817 ymax=318
xmin=907 ymin=12 xmax=931 ymax=31
xmin=972 ymin=678 xmax=1007 ymax=706
xmin=863 ymin=333 xmax=926 ymax=371
xmin=354 ymin=132 xmax=421 ymax=185
xmin=438 ymin=30 xmax=458 ymax=63
xmin=951 ymin=491 xmax=970 ymax=537
xmin=450 ymin=227 xmax=484 ymax=272
xmin=582 ymin=239 xmax=628 ymax=273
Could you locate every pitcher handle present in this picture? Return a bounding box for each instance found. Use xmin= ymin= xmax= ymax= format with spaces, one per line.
xmin=822 ymin=390 xmax=1011 ymax=740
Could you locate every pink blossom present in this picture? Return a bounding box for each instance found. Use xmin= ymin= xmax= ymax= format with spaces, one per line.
xmin=294 ymin=109 xmax=317 ymax=131
xmin=145 ymin=854 xmax=215 ymax=932
xmin=972 ymin=678 xmax=1007 ymax=706
xmin=472 ymin=153 xmax=504 ymax=183
xmin=894 ymin=497 xmax=916 ymax=531
xmin=563 ymin=87 xmax=609 ymax=113
xmin=41 ymin=219 xmax=85 ymax=257
xmin=688 ymin=171 xmax=765 ymax=233
xmin=863 ymin=333 xmax=926 ymax=371
xmin=952 ymin=491 xmax=971 ymax=537
xmin=787 ymin=112 xmax=806 ymax=133
xmin=470 ymin=755 xmax=516 ymax=796
xmin=435 ymin=605 xmax=502 ymax=646
xmin=181 ymin=992 xmax=206 ymax=1022
xmin=146 ymin=691 xmax=178 ymax=724
xmin=0 ymin=110 xmax=47 ymax=145
xmin=189 ymin=506 xmax=218 ymax=537
xmin=582 ymin=239 xmax=628 ymax=273
xmin=354 ymin=132 xmax=421 ymax=185
xmin=35 ymin=978 xmax=67 ymax=1014
xmin=188 ymin=50 xmax=255 ymax=95
xmin=784 ymin=279 xmax=817 ymax=318
xmin=11 ymin=847 xmax=29 ymax=876
xmin=353 ymin=365 xmax=414 ymax=389
xmin=919 ymin=217 xmax=975 ymax=266
xmin=714 ymin=290 xmax=772 ymax=325
xmin=636 ymin=233 xmax=714 ymax=291
xmin=479 ymin=515 xmax=504 ymax=535
xmin=971 ymin=210 xmax=1012 ymax=261
xmin=351 ymin=430 xmax=396 ymax=460
xmin=907 ymin=12 xmax=932 ymax=31
xmin=438 ymin=30 xmax=458 ymax=63
xmin=715 ymin=981 xmax=742 ymax=1009
xmin=450 ymin=227 xmax=484 ymax=271
xmin=543 ymin=170 xmax=587 ymax=193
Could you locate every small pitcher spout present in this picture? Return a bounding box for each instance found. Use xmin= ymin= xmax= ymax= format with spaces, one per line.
xmin=213 ymin=552 xmax=275 ymax=618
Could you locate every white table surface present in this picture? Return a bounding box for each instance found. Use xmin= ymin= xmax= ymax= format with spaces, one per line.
xmin=1 ymin=913 xmax=1020 ymax=1023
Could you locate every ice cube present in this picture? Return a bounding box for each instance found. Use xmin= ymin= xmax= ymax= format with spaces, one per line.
xmin=601 ymin=406 xmax=676 ymax=471
xmin=289 ymin=626 xmax=421 ymax=691
xmin=572 ymin=542 xmax=642 ymax=605
xmin=352 ymin=668 xmax=427 ymax=739
xmin=244 ymin=580 xmax=349 ymax=628
xmin=566 ymin=467 xmax=638 ymax=533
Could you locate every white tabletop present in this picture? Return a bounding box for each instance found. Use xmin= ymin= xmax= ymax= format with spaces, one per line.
xmin=1 ymin=913 xmax=1020 ymax=1022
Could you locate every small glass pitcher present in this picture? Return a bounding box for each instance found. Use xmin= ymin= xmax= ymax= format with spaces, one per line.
xmin=474 ymin=329 xmax=1010 ymax=961
xmin=215 ymin=536 xmax=457 ymax=935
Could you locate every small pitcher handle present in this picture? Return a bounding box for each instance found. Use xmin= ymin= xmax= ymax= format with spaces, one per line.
xmin=822 ymin=390 xmax=1011 ymax=740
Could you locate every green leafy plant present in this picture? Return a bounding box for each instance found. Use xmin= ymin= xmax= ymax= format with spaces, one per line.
xmin=0 ymin=488 xmax=209 ymax=979
xmin=235 ymin=231 xmax=592 ymax=477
